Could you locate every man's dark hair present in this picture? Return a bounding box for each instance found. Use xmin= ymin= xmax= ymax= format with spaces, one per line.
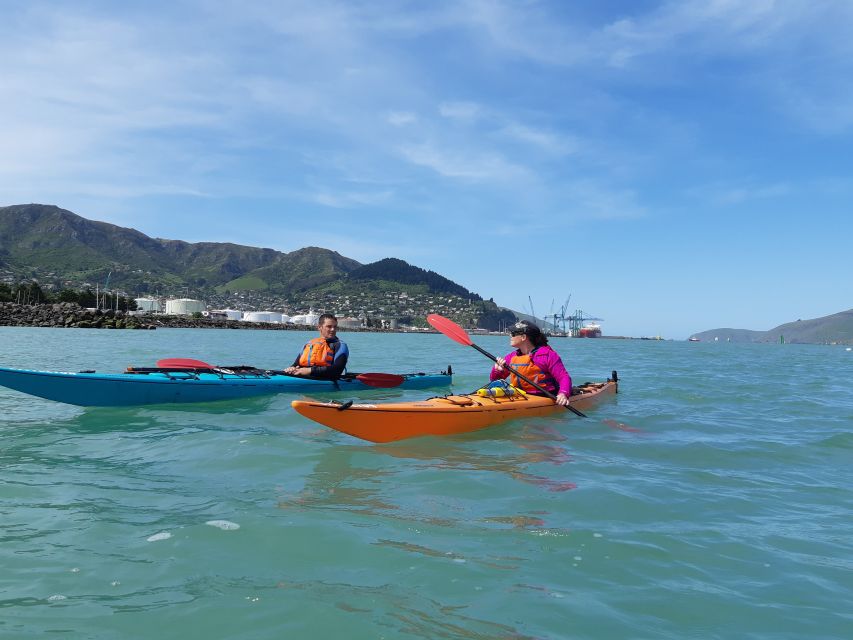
xmin=318 ymin=313 xmax=337 ymax=325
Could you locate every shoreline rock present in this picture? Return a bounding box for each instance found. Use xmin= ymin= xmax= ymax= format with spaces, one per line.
xmin=0 ymin=302 xmax=395 ymax=332
xmin=0 ymin=302 xmax=157 ymax=330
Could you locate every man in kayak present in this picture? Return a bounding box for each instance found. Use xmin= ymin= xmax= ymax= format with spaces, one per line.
xmin=284 ymin=313 xmax=349 ymax=380
xmin=490 ymin=320 xmax=572 ymax=406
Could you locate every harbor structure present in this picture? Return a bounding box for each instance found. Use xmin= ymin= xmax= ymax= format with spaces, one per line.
xmin=164 ymin=298 xmax=206 ymax=315
xmin=134 ymin=297 xmax=160 ymax=313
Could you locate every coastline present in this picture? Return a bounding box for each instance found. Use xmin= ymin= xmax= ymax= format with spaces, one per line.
xmin=0 ymin=302 xmax=656 ymax=339
xmin=0 ymin=302 xmax=406 ymax=333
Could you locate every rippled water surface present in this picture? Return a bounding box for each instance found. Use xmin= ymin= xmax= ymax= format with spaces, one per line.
xmin=1 ymin=327 xmax=851 ymax=639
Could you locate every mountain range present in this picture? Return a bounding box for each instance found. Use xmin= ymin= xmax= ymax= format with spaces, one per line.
xmin=0 ymin=204 xmax=515 ymax=329
xmin=691 ymin=308 xmax=853 ymax=345
xmin=3 ymin=204 xmax=849 ymax=341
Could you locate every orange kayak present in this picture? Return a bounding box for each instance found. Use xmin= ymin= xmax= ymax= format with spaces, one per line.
xmin=291 ymin=373 xmax=617 ymax=442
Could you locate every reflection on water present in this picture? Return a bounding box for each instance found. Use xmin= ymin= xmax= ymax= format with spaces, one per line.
xmin=277 ymin=445 xmax=400 ymax=517
xmin=272 ymin=577 xmax=537 ymax=640
xmin=279 ymin=420 xmax=580 ymax=528
xmin=374 ymin=422 xmax=578 ymax=492
xmin=0 ymin=381 xmax=443 ymax=434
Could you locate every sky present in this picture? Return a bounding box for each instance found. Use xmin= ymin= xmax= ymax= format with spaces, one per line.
xmin=1 ymin=0 xmax=851 ymax=339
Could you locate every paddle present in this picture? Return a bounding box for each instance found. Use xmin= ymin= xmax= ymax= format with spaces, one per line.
xmin=154 ymin=358 xmax=405 ymax=388
xmin=426 ymin=313 xmax=587 ymax=418
xmin=350 ymin=372 xmax=405 ymax=388
xmin=156 ymin=358 xmax=215 ymax=369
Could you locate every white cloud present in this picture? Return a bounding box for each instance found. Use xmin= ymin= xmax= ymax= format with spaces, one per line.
xmin=688 ymin=181 xmax=792 ymax=206
xmin=398 ymin=142 xmax=530 ymax=181
xmin=557 ymin=180 xmax=647 ymax=221
xmin=499 ymin=123 xmax=577 ymax=155
xmin=386 ymin=111 xmax=418 ymax=126
xmin=439 ymin=101 xmax=482 ymax=121
xmin=313 ymin=189 xmax=393 ymax=208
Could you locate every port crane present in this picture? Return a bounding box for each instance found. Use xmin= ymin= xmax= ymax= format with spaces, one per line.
xmin=527 ymin=295 xmax=603 ymax=336
xmin=544 ymin=296 xmax=573 ymax=334
xmin=542 ymin=299 xmax=559 ymax=332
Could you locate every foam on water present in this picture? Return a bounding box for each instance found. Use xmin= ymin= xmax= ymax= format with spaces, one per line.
xmin=146 ymin=531 xmax=172 ymax=542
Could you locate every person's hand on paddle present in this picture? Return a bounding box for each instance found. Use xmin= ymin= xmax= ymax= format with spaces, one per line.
xmin=493 ymin=356 xmax=507 ymax=372
xmin=284 ymin=366 xmax=311 ymax=376
xmin=555 ymin=392 xmax=570 ymax=406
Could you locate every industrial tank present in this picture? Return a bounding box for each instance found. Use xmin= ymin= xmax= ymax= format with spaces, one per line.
xmin=134 ymin=297 xmax=160 ymax=312
xmin=164 ymin=298 xmax=205 ymax=315
xmin=242 ymin=311 xmax=271 ymax=323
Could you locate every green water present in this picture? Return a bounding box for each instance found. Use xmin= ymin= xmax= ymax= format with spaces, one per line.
xmin=1 ymin=327 xmax=851 ymax=639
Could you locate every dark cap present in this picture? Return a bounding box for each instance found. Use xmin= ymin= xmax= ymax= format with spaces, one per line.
xmin=510 ymin=320 xmax=542 ymax=337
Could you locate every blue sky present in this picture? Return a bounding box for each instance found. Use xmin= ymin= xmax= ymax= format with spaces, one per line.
xmin=1 ymin=1 xmax=851 ymax=339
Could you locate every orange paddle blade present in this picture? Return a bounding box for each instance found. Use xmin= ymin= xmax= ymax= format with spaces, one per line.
xmin=426 ymin=314 xmax=473 ymax=346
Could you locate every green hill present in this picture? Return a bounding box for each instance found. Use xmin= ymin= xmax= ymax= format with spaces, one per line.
xmin=0 ymin=204 xmax=359 ymax=295
xmin=348 ymin=258 xmax=480 ymax=299
xmin=0 ymin=203 xmax=514 ymax=329
xmin=692 ymin=309 xmax=853 ymax=345
xmin=226 ymin=247 xmax=362 ymax=293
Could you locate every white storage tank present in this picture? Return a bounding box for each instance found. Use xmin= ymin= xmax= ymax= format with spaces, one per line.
xmin=242 ymin=311 xmax=271 ymax=323
xmin=280 ymin=314 xmax=292 ymax=324
xmin=223 ymin=309 xmax=242 ymax=321
xmin=135 ymin=297 xmax=160 ymax=312
xmin=338 ymin=316 xmax=361 ymax=329
xmin=290 ymin=311 xmax=321 ymax=326
xmin=165 ymin=298 xmax=205 ymax=315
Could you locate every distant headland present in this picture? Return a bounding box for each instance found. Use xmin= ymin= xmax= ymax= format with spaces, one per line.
xmin=690 ymin=308 xmax=853 ymax=345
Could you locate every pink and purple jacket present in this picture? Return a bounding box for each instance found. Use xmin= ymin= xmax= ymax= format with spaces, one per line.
xmin=489 ymin=345 xmax=572 ymax=396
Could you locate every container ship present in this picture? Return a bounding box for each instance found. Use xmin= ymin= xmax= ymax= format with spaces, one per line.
xmin=577 ymin=322 xmax=602 ymax=338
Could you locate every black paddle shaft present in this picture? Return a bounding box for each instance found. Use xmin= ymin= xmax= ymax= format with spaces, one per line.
xmin=470 ymin=343 xmax=587 ymax=418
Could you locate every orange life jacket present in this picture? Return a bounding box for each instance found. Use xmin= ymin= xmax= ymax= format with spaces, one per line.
xmin=298 ymin=337 xmax=338 ymax=368
xmin=508 ymin=349 xmax=558 ymax=394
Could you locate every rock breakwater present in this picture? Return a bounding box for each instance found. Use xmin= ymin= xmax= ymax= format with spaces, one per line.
xmin=0 ymin=302 xmax=387 ymax=332
xmin=0 ymin=302 xmax=157 ymax=329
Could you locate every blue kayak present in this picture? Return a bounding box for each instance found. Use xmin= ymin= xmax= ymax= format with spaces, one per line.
xmin=0 ymin=365 xmax=453 ymax=407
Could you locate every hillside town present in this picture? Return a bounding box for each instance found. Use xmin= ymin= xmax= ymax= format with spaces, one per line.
xmin=138 ymin=288 xmax=489 ymax=331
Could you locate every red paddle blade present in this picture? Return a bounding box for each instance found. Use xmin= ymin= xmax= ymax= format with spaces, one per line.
xmin=156 ymin=357 xmax=215 ymax=369
xmin=426 ymin=314 xmax=473 ymax=346
xmin=356 ymin=373 xmax=405 ymax=388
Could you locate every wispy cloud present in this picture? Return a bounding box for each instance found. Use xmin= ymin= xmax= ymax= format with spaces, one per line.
xmin=386 ymin=111 xmax=418 ymax=127
xmin=398 ymin=142 xmax=530 ymax=181
xmin=499 ymin=123 xmax=577 ymax=155
xmin=687 ymin=180 xmax=792 ymax=206
xmin=439 ymin=101 xmax=482 ymax=121
xmin=312 ymin=189 xmax=394 ymax=208
xmin=554 ymin=180 xmax=647 ymax=222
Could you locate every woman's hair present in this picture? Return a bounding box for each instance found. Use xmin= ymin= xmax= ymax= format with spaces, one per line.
xmin=512 ymin=320 xmax=549 ymax=347
xmin=531 ymin=331 xmax=549 ymax=347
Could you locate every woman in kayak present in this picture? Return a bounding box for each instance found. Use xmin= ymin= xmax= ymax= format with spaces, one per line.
xmin=490 ymin=320 xmax=572 ymax=406
xmin=284 ymin=313 xmax=349 ymax=380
